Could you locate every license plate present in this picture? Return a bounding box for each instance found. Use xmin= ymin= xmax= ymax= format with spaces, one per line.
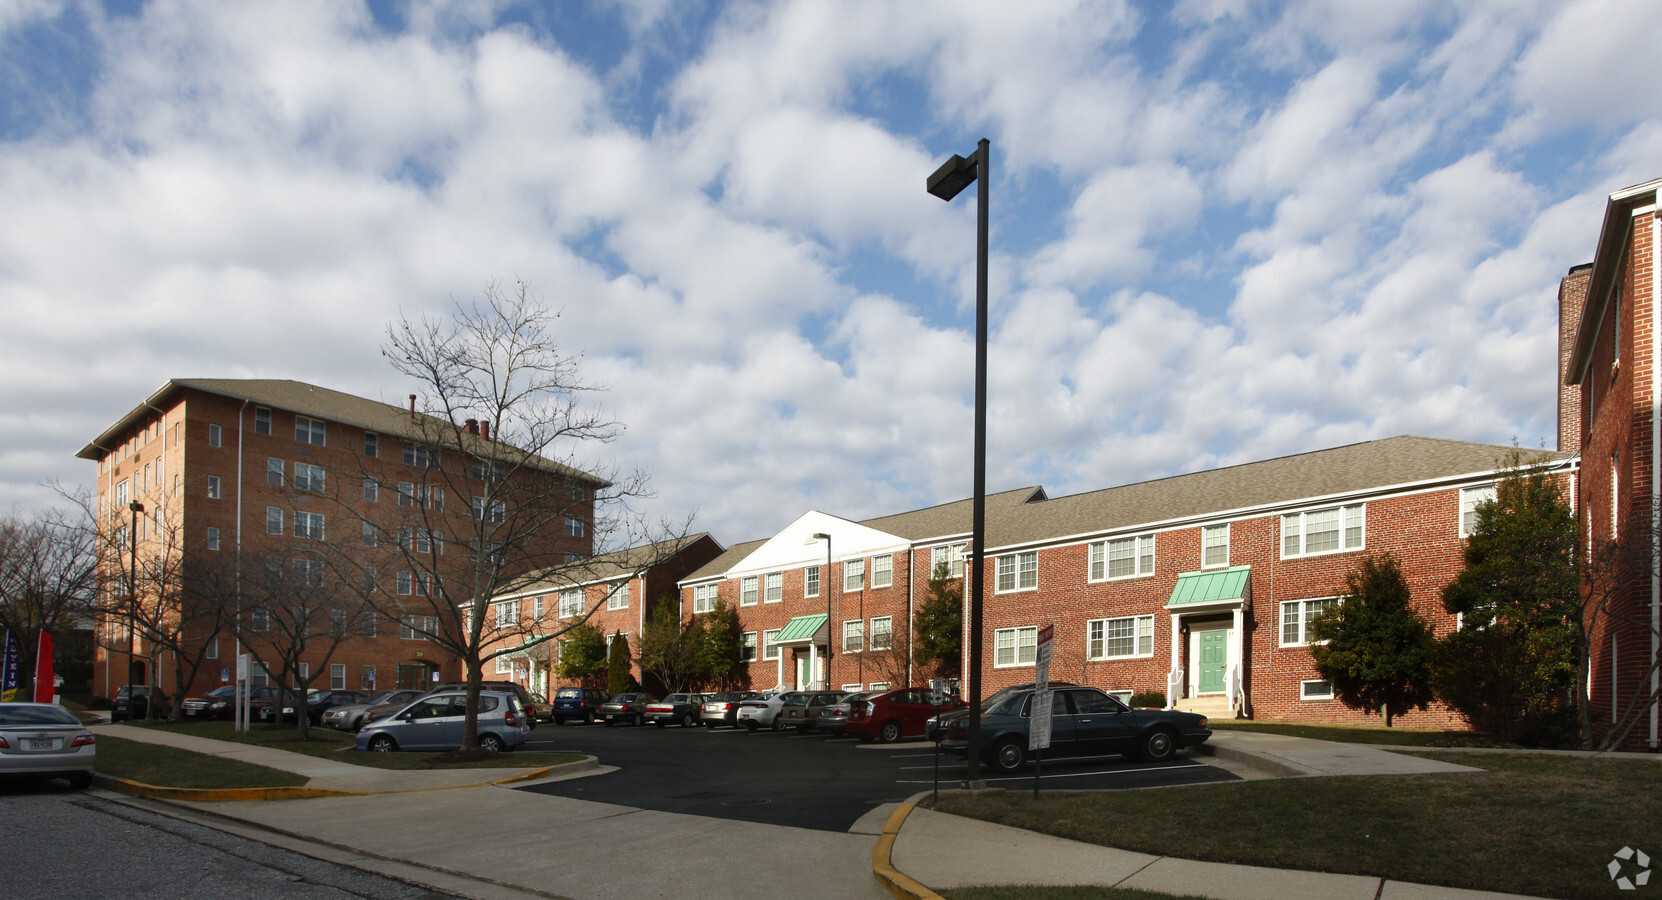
xmin=26 ymin=738 xmax=56 ymax=751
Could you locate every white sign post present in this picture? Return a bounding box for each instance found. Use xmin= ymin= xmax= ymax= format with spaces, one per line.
xmin=236 ymin=653 xmax=251 ymax=732
xmin=1030 ymin=625 xmax=1055 ymax=798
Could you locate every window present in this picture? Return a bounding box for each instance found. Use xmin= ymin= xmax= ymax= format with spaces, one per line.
xmin=402 ymin=443 xmax=433 ymax=468
xmin=804 ymin=565 xmax=819 ymax=598
xmin=606 ymin=581 xmax=629 ymax=610
xmin=994 ymin=626 xmax=1037 ymax=667
xmin=844 ymin=559 xmax=865 ymax=591
xmin=1091 ymin=535 xmax=1154 ymax=580
xmin=361 ymin=521 xmax=378 ymax=548
xmin=114 ymin=479 xmax=128 ymax=509
xmin=764 ymin=572 xmax=783 ymax=603
xmin=205 ymin=527 xmax=220 ymax=551
xmin=497 ymin=599 xmax=519 ymax=627
xmin=396 ymin=482 xmax=414 ymax=506
xmin=533 ymin=596 xmax=544 ymax=620
xmin=1202 ymin=524 xmax=1229 ymax=568
xmin=870 ymin=616 xmax=893 ymax=651
xmin=1301 ymin=680 xmax=1335 ymax=700
xmin=267 ymin=457 xmax=284 ymax=486
xmin=472 ymin=459 xmax=506 ymax=483
xmin=265 ymin=507 xmax=283 ymax=535
xmin=295 ymin=416 xmax=326 ymax=446
xmin=763 ymin=629 xmax=781 ymax=660
xmin=472 ymin=496 xmax=505 ymax=522
xmin=843 ymin=620 xmax=864 ymax=653
xmin=693 ymin=583 xmax=717 ymax=614
xmin=1459 ymin=485 xmax=1494 ymax=538
xmin=932 ymin=543 xmax=966 ymax=578
xmin=1282 ymin=504 xmax=1364 ymax=557
xmin=567 ymin=481 xmax=587 ymax=501
xmin=872 ymin=554 xmax=893 ymax=588
xmin=559 ymin=589 xmax=583 ymax=618
xmin=1088 ymin=615 xmax=1154 ymax=659
xmin=400 ymin=617 xmax=436 ymax=641
xmin=292 ymin=558 xmax=323 ymax=587
xmin=361 ymin=665 xmax=377 ymax=689
xmin=363 ymin=479 xmax=379 ymax=502
xmin=204 ymin=635 xmax=219 ymax=660
xmin=254 ymin=407 xmax=271 ymax=435
xmin=995 ymin=551 xmax=1038 ymax=592
xmin=331 ymin=664 xmax=346 ymax=691
xmin=294 ymin=463 xmax=325 ymax=492
xmin=740 ymin=576 xmax=758 ymax=606
xmin=207 ymin=475 xmax=220 ymax=499
xmin=396 ymin=571 xmax=412 ymax=595
xmin=208 ymin=423 xmax=222 ymax=447
xmin=496 ymin=656 xmax=513 ymax=674
xmin=250 ymin=607 xmax=269 ymax=632
xmin=1281 ymin=597 xmax=1339 ymax=646
xmin=416 ymin=573 xmax=433 ymax=596
xmin=740 ymin=632 xmax=758 ymax=663
xmin=565 ymin=515 xmax=585 ymax=537
xmin=364 ymin=432 xmax=378 ymax=457
xmin=293 ymin=511 xmax=325 ymax=540
xmin=420 ymin=485 xmax=443 ymax=511
xmin=362 ymin=567 xmax=378 ymax=593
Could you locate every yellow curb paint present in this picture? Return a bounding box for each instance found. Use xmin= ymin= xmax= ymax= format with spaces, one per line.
xmin=93 ymin=757 xmax=591 ymax=802
xmin=872 ymin=802 xmax=944 ymax=900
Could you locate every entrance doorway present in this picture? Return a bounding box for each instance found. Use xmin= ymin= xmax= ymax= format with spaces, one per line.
xmin=1191 ymin=627 xmax=1230 ymax=695
xmin=396 ymin=662 xmax=437 ymax=689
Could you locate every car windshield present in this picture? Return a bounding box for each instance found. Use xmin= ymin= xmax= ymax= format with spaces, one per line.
xmin=206 ymin=686 xmax=238 ymax=698
xmin=0 ymin=706 xmax=81 ymax=726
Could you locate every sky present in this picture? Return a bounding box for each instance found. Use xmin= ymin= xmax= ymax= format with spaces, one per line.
xmin=2 ymin=0 xmax=1659 ymax=548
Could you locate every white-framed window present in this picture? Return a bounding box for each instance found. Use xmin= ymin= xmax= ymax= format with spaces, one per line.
xmin=1280 ymin=597 xmax=1340 ymax=646
xmin=932 ymin=543 xmax=966 ymax=578
xmin=1090 ymin=535 xmax=1154 ymax=581
xmin=995 ymin=552 xmax=1038 ymax=593
xmin=362 ymin=567 xmax=377 ymax=594
xmin=606 ymin=581 xmax=629 ymax=610
xmin=396 ymin=571 xmax=413 ymax=596
xmin=495 ymin=656 xmax=513 ymax=674
xmin=472 ymin=495 xmax=505 ymax=523
xmin=693 ymin=583 xmax=718 ymax=614
xmin=207 ymin=475 xmax=220 ymax=499
xmin=1202 ymin=524 xmax=1229 ymax=568
xmin=254 ymin=407 xmax=271 ymax=435
xmin=265 ymin=507 xmax=284 ymax=535
xmin=740 ymin=575 xmax=758 ymax=606
xmin=804 ymin=566 xmax=819 ymax=598
xmin=870 ymin=616 xmax=893 ymax=651
xmin=204 ymin=635 xmax=219 ymax=660
xmin=363 ymin=478 xmax=378 ymax=502
xmin=994 ymin=626 xmax=1037 ymax=667
xmin=420 ymin=485 xmax=443 ymax=511
xmin=872 ymin=554 xmax=893 ymax=588
xmin=416 ymin=572 xmax=433 ymax=597
xmin=292 ymin=558 xmax=323 ymax=587
xmin=1087 ymin=615 xmax=1155 ymax=659
xmin=397 ymin=482 xmax=414 ymax=506
xmin=1301 ymin=679 xmax=1335 ymax=700
xmin=361 ymin=521 xmax=378 ymax=548
xmin=844 ymin=559 xmax=865 ymax=591
xmin=497 ymin=599 xmax=518 ymax=627
xmin=330 ymin=663 xmax=346 ymax=690
xmin=205 ymin=527 xmax=220 ymax=551
xmin=250 ymin=606 xmax=269 ymax=632
xmin=533 ymin=596 xmax=544 ymax=621
xmin=763 ymin=628 xmax=781 ymax=660
xmin=207 ymin=423 xmax=222 ymax=447
xmin=1460 ymin=484 xmax=1494 ymax=538
xmin=403 ymin=443 xmax=433 ymax=468
xmin=565 ymin=515 xmax=585 ymax=537
xmin=294 ymin=463 xmax=325 ymax=492
xmin=1282 ymin=504 xmax=1365 ymax=557
xmin=295 ymin=416 xmax=326 ymax=446
xmin=364 ymin=432 xmax=378 ymax=457
xmin=764 ymin=572 xmax=783 ymax=603
xmin=401 ymin=617 xmax=435 ymax=641
xmin=472 ymin=459 xmax=506 ymax=483
xmin=843 ymin=620 xmax=864 ymax=653
xmin=293 ymin=511 xmax=325 ymax=540
xmin=267 ymin=457 xmax=284 ymax=486
xmin=558 ymin=589 xmax=583 ymax=618
xmin=845 ymin=683 xmax=868 ymax=692
xmin=740 ymin=631 xmax=758 ymax=662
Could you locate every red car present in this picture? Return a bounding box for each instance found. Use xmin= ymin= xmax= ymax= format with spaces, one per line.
xmin=845 ymin=687 xmax=966 ymax=743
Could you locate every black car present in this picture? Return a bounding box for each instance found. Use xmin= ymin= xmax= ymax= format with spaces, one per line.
xmin=552 ymin=687 xmax=610 ymax=725
xmin=180 ymin=685 xmax=240 ymax=720
xmin=925 ymin=681 xmax=1079 ymax=741
xmin=111 ymin=685 xmax=169 ymax=721
xmin=939 ymin=686 xmax=1211 ymax=773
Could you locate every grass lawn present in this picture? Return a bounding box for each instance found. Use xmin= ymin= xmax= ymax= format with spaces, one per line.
xmin=930 ymin=751 xmax=1662 ymax=900
xmin=1209 ymin=719 xmax=1507 ymax=747
xmin=96 ymin=735 xmax=307 ymax=789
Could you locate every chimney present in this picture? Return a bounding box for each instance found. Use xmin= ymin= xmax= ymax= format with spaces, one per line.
xmin=481 ymin=420 xmax=491 ymax=442
xmin=465 ymin=418 xmax=479 ymax=435
xmin=408 ymin=394 xmax=416 ymax=419
xmin=1558 ymin=263 xmax=1592 ymax=452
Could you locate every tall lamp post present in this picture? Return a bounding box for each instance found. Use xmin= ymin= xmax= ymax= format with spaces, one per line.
xmin=127 ymin=500 xmax=144 ymax=706
xmin=928 ymin=138 xmax=989 ymax=784
xmin=809 ymin=533 xmax=833 ymax=690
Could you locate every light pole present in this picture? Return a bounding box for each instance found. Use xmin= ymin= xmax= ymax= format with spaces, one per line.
xmin=127 ymin=500 xmax=144 ymax=710
xmin=809 ymin=532 xmax=833 ymax=690
xmin=928 ymin=138 xmax=989 ymax=784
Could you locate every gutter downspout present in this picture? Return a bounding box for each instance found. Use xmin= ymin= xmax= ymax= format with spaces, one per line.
xmin=236 ymin=400 xmax=248 ymax=730
xmin=906 ymin=547 xmax=914 ymax=688
xmin=1651 ymin=209 xmax=1660 ymax=751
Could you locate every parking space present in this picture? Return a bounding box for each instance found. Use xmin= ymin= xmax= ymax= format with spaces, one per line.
xmin=515 ymin=723 xmax=1235 ymax=832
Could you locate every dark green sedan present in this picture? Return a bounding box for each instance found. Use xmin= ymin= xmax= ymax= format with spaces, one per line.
xmin=938 ymin=687 xmax=1211 ymax=773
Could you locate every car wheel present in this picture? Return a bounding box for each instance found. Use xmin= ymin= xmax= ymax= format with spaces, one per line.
xmin=682 ymin=712 xmax=697 ymax=727
xmin=1140 ymin=727 xmax=1178 ymax=762
xmin=68 ymin=771 xmax=93 ymax=790
xmin=368 ymin=734 xmax=396 ymax=753
xmin=478 ymin=733 xmax=505 ymax=753
xmin=990 ymin=737 xmax=1026 ymax=774
xmin=553 ymin=716 xmax=565 ymax=725
xmin=771 ymin=717 xmax=787 ymax=733
xmin=743 ymin=719 xmax=758 ymax=732
xmin=878 ymin=719 xmax=903 ymax=744
xmin=704 ymin=722 xmax=716 ymax=730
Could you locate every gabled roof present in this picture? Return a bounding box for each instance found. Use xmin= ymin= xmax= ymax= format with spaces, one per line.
xmin=507 ymin=533 xmax=718 ymax=595
xmin=1566 ymin=177 xmax=1662 ymax=383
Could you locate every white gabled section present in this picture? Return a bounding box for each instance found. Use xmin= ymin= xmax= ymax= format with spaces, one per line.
xmin=720 ymin=510 xmax=909 ymax=580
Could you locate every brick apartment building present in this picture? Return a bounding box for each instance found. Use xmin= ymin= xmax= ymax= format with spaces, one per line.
xmin=79 ymin=378 xmax=603 ymax=702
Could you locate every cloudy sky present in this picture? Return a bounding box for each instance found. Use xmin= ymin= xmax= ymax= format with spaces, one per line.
xmin=2 ymin=0 xmax=1657 ymax=546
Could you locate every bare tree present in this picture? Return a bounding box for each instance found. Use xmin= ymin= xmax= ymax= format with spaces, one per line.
xmin=0 ymin=506 xmax=97 ymax=701
xmin=1580 ymin=512 xmax=1662 ymax=750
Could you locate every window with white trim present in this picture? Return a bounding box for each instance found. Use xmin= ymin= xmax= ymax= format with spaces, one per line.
xmin=994 ymin=626 xmax=1037 ymax=667
xmin=403 ymin=443 xmax=433 ymax=468
xmin=740 ymin=632 xmax=758 ymax=662
xmin=294 ymin=463 xmax=325 ymax=492
xmin=208 ymin=423 xmax=222 ymax=447
xmin=250 ymin=606 xmax=269 ymax=632
xmin=295 ymin=416 xmax=326 ymax=446
xmin=496 ymin=656 xmax=514 ymax=674
xmin=763 ymin=629 xmax=781 ymax=660
xmin=472 ymin=495 xmax=505 ymax=523
xmin=872 ymin=554 xmax=893 ymax=588
xmin=870 ymin=616 xmax=893 ymax=651
xmin=932 ymin=543 xmax=966 ymax=578
xmin=267 ymin=457 xmax=284 ymax=486
xmin=400 ymin=616 xmax=436 ymax=641
xmin=843 ymin=620 xmax=863 ymax=653
xmin=606 ymin=581 xmax=628 ymax=611
xmin=205 ymin=527 xmax=220 ymax=551
xmin=1459 ymin=485 xmax=1494 ymax=538
xmin=844 ymin=559 xmax=865 ymax=591
xmin=693 ymin=583 xmax=717 ymax=614
xmin=1301 ymin=679 xmax=1335 ymax=700
xmin=363 ymin=478 xmax=379 ymax=502
xmin=207 ymin=475 xmax=220 ymax=499
xmin=420 ymin=485 xmax=442 ymax=511
xmin=254 ymin=407 xmax=271 ymax=435
xmin=331 ymin=664 xmax=346 ymax=690
xmin=497 ymin=599 xmax=518 ymax=627
xmin=293 ymin=511 xmax=325 ymax=541
xmin=361 ymin=521 xmax=378 ymax=548
xmin=1280 ymin=597 xmax=1339 ymax=646
xmin=565 ymin=515 xmax=585 ymax=537
xmin=1202 ymin=524 xmax=1229 ymax=568
xmin=364 ymin=432 xmax=378 ymax=457
xmin=764 ymin=572 xmax=783 ymax=603
xmin=1090 ymin=535 xmax=1154 ymax=580
xmin=204 ymin=635 xmax=219 ymax=659
xmin=1282 ymin=504 xmax=1364 ymax=557
xmin=740 ymin=576 xmax=758 ymax=606
xmin=804 ymin=566 xmax=819 ymax=598
xmin=995 ymin=551 xmax=1038 ymax=592
xmin=266 ymin=507 xmax=284 ymax=535
xmin=1087 ymin=615 xmax=1155 ymax=659
xmin=558 ymin=589 xmax=583 ymax=618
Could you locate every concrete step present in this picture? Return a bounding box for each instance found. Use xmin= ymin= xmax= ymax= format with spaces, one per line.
xmin=1174 ymin=697 xmax=1235 ymax=716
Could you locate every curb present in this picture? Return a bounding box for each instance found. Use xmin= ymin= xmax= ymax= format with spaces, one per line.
xmin=872 ymin=802 xmax=944 ymax=900
xmin=93 ymin=755 xmax=598 ymax=802
xmin=1194 ymin=740 xmax=1318 ymax=778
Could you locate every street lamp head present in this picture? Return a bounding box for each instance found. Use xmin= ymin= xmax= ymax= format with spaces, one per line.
xmin=927 ymin=152 xmax=978 ymax=202
xmin=129 ymin=501 xmax=144 ymax=513
xmin=808 ymin=532 xmax=831 ymax=543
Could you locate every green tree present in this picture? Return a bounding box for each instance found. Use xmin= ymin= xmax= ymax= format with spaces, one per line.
xmin=606 ymin=630 xmax=634 ymax=695
xmin=1435 ymin=450 xmax=1579 ymax=745
xmin=638 ymin=600 xmax=700 ymax=693
xmin=1309 ymin=553 xmax=1435 ymax=727
xmin=694 ymin=599 xmax=743 ymax=689
xmin=554 ymin=622 xmax=607 ymax=683
xmin=912 ymin=562 xmax=962 ymax=678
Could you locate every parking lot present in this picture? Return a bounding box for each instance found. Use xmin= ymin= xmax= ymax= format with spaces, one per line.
xmin=515 ymin=721 xmax=1237 ymax=832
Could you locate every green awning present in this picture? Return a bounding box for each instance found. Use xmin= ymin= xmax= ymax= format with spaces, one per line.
xmin=773 ymin=614 xmax=828 ymax=644
xmin=1166 ymin=566 xmax=1251 ymax=609
xmin=500 ymin=634 xmax=552 ymax=657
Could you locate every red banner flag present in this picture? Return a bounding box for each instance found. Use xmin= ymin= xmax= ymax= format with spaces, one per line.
xmin=33 ymin=630 xmax=55 ymax=703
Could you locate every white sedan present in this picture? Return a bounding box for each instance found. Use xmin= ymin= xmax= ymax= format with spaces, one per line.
xmin=735 ymin=690 xmax=807 ymax=732
xmin=0 ymin=703 xmax=95 ymax=789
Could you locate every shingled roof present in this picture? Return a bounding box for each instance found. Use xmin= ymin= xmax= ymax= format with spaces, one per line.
xmin=507 ymin=533 xmax=719 ymax=595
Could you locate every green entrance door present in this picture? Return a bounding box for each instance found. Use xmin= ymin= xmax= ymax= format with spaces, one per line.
xmin=1198 ymin=630 xmax=1228 ymax=693
xmin=797 ymin=655 xmax=811 ymax=689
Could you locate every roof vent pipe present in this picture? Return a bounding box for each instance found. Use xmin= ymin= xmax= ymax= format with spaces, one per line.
xmin=408 ymin=395 xmax=416 ymax=419
xmin=465 ymin=419 xmax=479 ymax=435
xmin=481 ymin=420 xmax=491 ymax=442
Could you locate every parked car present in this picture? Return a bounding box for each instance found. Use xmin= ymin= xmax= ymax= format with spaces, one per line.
xmin=278 ymin=690 xmax=372 ymax=725
xmin=355 ymin=690 xmax=530 ymax=753
xmin=846 ymin=687 xmax=966 ymax=743
xmin=180 ymin=685 xmax=240 ymax=720
xmin=939 ymin=687 xmax=1212 ymax=773
xmin=600 ymin=693 xmax=659 ymax=726
xmin=815 ymin=691 xmax=875 ymax=736
xmin=735 ymin=690 xmax=805 ymax=732
xmin=552 ymin=687 xmax=610 ymax=724
xmin=776 ymin=690 xmax=850 ymax=732
xmin=926 ymin=681 xmax=1079 ymax=741
xmin=431 ymin=682 xmax=539 ymax=729
xmin=252 ymin=689 xmax=305 ymax=723
xmin=111 ymin=685 xmax=170 ymax=722
xmin=642 ymin=693 xmax=708 ymax=728
xmin=700 ymin=691 xmax=761 ymax=728
xmin=529 ymin=692 xmax=553 ymax=723
xmin=0 ymin=703 xmax=96 ymax=789
xmin=323 ymin=689 xmax=427 ymax=731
